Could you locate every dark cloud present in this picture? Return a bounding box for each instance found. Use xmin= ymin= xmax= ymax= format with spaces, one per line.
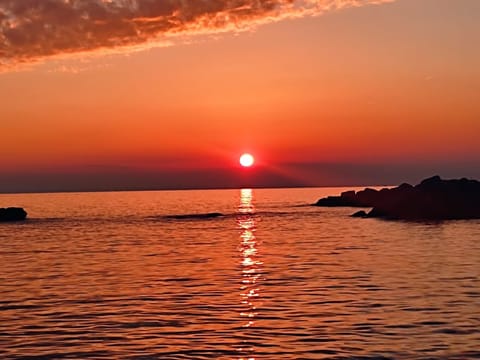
xmin=0 ymin=0 xmax=393 ymax=69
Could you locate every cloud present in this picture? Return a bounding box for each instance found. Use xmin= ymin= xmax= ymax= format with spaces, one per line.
xmin=0 ymin=0 xmax=394 ymax=69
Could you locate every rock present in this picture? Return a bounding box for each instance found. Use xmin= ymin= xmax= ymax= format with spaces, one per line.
xmin=315 ymin=195 xmax=360 ymax=207
xmin=341 ymin=190 xmax=356 ymax=199
xmin=315 ymin=176 xmax=480 ymax=220
xmin=351 ymin=210 xmax=368 ymax=218
xmin=0 ymin=207 xmax=27 ymax=222
xmin=314 ymin=187 xmax=380 ymax=207
xmin=165 ymin=212 xmax=224 ymax=220
xmin=355 ymin=188 xmax=383 ymax=206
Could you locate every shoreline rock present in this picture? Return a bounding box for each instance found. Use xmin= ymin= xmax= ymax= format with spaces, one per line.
xmin=0 ymin=207 xmax=28 ymax=222
xmin=315 ymin=176 xmax=480 ymax=220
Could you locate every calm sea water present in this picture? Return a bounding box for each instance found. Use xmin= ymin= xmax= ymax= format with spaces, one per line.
xmin=1 ymin=188 xmax=479 ymax=359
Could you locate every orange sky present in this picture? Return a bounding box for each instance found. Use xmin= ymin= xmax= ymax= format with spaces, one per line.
xmin=0 ymin=0 xmax=479 ymax=192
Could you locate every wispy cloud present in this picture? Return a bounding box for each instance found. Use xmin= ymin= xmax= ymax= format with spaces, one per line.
xmin=0 ymin=0 xmax=394 ymax=70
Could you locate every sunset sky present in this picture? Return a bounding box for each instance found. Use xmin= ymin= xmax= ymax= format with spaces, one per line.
xmin=1 ymin=0 xmax=479 ymax=192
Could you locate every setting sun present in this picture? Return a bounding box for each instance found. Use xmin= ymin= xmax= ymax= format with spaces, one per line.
xmin=240 ymin=153 xmax=255 ymax=167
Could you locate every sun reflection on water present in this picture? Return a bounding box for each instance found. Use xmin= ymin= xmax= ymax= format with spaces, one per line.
xmin=236 ymin=189 xmax=263 ymax=359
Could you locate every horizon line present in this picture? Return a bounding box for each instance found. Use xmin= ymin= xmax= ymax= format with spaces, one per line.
xmin=0 ymin=183 xmax=395 ymax=196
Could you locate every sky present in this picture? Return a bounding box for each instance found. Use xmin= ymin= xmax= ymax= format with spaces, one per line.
xmin=1 ymin=0 xmax=479 ymax=192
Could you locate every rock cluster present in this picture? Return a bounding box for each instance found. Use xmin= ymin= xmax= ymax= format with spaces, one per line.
xmin=315 ymin=176 xmax=480 ymax=220
xmin=0 ymin=207 xmax=28 ymax=222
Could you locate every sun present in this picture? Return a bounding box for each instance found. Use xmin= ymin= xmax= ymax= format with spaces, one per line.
xmin=239 ymin=153 xmax=255 ymax=167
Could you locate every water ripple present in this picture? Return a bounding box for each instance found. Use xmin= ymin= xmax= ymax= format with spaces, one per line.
xmin=1 ymin=189 xmax=479 ymax=359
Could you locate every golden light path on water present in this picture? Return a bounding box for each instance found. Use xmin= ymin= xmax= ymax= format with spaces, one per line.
xmin=1 ymin=189 xmax=480 ymax=358
xmin=237 ymin=189 xmax=263 ymax=360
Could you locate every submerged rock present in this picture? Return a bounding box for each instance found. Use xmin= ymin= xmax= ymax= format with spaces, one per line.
xmin=0 ymin=207 xmax=27 ymax=222
xmin=315 ymin=176 xmax=480 ymax=220
xmin=351 ymin=210 xmax=368 ymax=218
xmin=165 ymin=212 xmax=224 ymax=220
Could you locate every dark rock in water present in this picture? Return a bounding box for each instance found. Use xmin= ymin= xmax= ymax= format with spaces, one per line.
xmin=351 ymin=210 xmax=368 ymax=218
xmin=0 ymin=207 xmax=27 ymax=222
xmin=315 ymin=187 xmax=384 ymax=207
xmin=315 ymin=176 xmax=480 ymax=220
xmin=315 ymin=195 xmax=359 ymax=207
xmin=341 ymin=190 xmax=356 ymax=199
xmin=165 ymin=212 xmax=224 ymax=220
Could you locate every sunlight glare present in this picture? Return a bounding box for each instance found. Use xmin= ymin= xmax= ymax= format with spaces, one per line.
xmin=239 ymin=153 xmax=254 ymax=167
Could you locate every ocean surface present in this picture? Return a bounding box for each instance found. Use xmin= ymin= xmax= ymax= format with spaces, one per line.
xmin=1 ymin=187 xmax=479 ymax=359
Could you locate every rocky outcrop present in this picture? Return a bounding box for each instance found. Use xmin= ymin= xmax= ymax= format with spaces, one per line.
xmin=351 ymin=210 xmax=368 ymax=218
xmin=315 ymin=176 xmax=480 ymax=220
xmin=315 ymin=187 xmax=387 ymax=207
xmin=0 ymin=207 xmax=27 ymax=222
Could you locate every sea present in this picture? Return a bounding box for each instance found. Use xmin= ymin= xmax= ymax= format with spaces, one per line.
xmin=1 ymin=187 xmax=479 ymax=359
